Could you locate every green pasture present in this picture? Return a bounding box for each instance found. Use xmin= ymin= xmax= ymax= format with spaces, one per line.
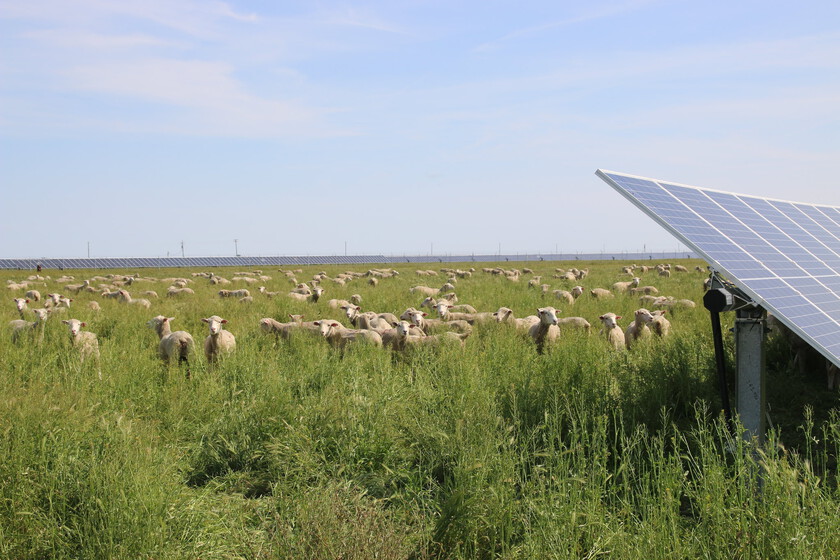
xmin=1 ymin=260 xmax=838 ymax=559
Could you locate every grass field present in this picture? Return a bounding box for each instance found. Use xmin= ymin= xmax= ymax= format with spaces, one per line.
xmin=1 ymin=260 xmax=838 ymax=559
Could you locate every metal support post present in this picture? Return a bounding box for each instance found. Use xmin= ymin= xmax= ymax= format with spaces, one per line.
xmin=735 ymin=308 xmax=766 ymax=445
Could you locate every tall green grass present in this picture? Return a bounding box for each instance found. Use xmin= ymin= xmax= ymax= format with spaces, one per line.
xmin=1 ymin=261 xmax=838 ymax=559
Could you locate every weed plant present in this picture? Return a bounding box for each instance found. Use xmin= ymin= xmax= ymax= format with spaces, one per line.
xmin=0 ymin=260 xmax=838 ymax=559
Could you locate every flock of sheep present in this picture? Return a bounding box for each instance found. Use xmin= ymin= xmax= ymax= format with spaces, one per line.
xmin=4 ymin=262 xmax=707 ymax=381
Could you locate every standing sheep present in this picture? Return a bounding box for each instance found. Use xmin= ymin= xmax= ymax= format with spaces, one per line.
xmin=147 ymin=316 xmax=195 ymax=378
xmin=202 ymin=315 xmax=236 ymax=364
xmin=624 ymin=308 xmax=653 ymax=349
xmin=62 ymin=318 xmax=102 ymax=378
xmin=10 ymin=307 xmax=50 ymax=344
xmin=650 ymin=310 xmax=672 ymax=337
xmin=528 ymin=307 xmax=561 ymax=354
xmin=598 ymin=313 xmax=626 ymax=350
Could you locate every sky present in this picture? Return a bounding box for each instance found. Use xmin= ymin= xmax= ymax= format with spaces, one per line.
xmin=1 ymin=0 xmax=839 ymax=259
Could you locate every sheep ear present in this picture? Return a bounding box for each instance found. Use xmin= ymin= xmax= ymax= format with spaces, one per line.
xmin=391 ymin=321 xmax=398 ymax=327
xmin=62 ymin=320 xmax=69 ymax=325
xmin=81 ymin=322 xmax=86 ymax=327
xmin=313 ymin=321 xmax=321 ymax=325
xmin=202 ymin=318 xmax=210 ymax=323
xmin=616 ymin=316 xmax=622 ymax=320
xmin=422 ymin=312 xmax=427 ymax=317
xmin=330 ymin=322 xmax=340 ymax=327
xmin=599 ymin=315 xmax=605 ymax=320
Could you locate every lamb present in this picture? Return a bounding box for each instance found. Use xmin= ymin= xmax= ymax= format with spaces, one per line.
xmin=612 ymin=277 xmax=641 ymax=293
xmin=24 ymin=289 xmax=41 ymax=302
xmin=435 ymin=302 xmax=496 ymax=324
xmin=117 ymin=289 xmax=151 ymax=309
xmin=528 ymin=307 xmax=561 ymax=354
xmin=598 ymin=313 xmax=626 ymax=350
xmin=146 ymin=316 xmax=196 ymax=378
xmin=202 ymin=315 xmax=236 ymax=364
xmin=62 ymin=318 xmax=102 ymax=378
xmin=650 ymin=310 xmax=671 ymax=337
xmin=492 ymin=307 xmax=539 ymax=332
xmin=624 ymin=309 xmax=653 ymax=349
xmin=10 ymin=307 xmax=50 ymax=344
xmin=166 ymin=286 xmax=195 ymax=297
xmin=313 ymin=320 xmax=383 ymax=350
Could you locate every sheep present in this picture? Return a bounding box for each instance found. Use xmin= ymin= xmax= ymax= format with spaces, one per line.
xmin=435 ymin=302 xmax=496 ymax=324
xmin=62 ymin=318 xmax=101 ymax=378
xmin=117 ymin=290 xmax=151 ymax=309
xmin=350 ymin=294 xmax=362 ymax=305
xmin=674 ymin=265 xmax=688 ymax=272
xmin=202 ymin=315 xmax=236 ymax=364
xmin=658 ymin=268 xmax=671 ymax=278
xmin=313 ymin=320 xmax=383 ymax=350
xmin=556 ymin=316 xmax=592 ymax=334
xmin=380 ymin=320 xmax=424 ymax=351
xmin=410 ymin=285 xmax=439 ymax=296
xmin=10 ymin=307 xmax=50 ymax=344
xmin=258 ymin=286 xmax=283 ymax=298
xmin=624 ymin=309 xmax=654 ymax=349
xmin=24 ymin=289 xmax=41 ymax=302
xmin=652 ymin=296 xmax=696 ymax=310
xmin=590 ymin=288 xmax=613 ymax=299
xmin=393 ymin=320 xmax=469 ymax=350
xmin=341 ymin=305 xmax=397 ymax=330
xmin=328 ymin=298 xmax=352 ymax=309
xmin=219 ymin=289 xmax=251 ymax=298
xmin=650 ymin=310 xmax=671 ymax=338
xmin=598 ymin=313 xmax=625 ymax=350
xmin=140 ymin=290 xmax=159 ymax=298
xmin=13 ymin=297 xmax=29 ymax=319
xmin=400 ymin=307 xmax=473 ymax=335
xmin=88 ymin=301 xmax=102 ymax=311
xmin=628 ymin=286 xmax=659 ymax=295
xmin=492 ymin=307 xmax=539 ymax=332
xmin=259 ymin=315 xmax=323 ymax=341
xmin=528 ymin=307 xmax=561 ymax=354
xmin=571 ymin=286 xmax=585 ymax=299
xmin=553 ymin=290 xmax=575 ymax=305
xmin=166 ymin=286 xmax=195 ymax=297
xmin=612 ymin=277 xmax=640 ymax=293
xmin=146 ymin=316 xmax=195 ymax=378
xmin=65 ymin=280 xmax=90 ymax=294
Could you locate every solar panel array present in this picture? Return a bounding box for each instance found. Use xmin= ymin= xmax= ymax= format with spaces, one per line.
xmin=0 ymin=251 xmax=697 ymax=271
xmin=596 ymin=169 xmax=840 ymax=369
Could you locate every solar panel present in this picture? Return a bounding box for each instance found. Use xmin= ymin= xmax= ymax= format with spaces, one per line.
xmin=597 ymin=169 xmax=840 ymax=368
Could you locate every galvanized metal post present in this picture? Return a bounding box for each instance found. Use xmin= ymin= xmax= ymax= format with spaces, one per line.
xmin=735 ymin=308 xmax=766 ymax=445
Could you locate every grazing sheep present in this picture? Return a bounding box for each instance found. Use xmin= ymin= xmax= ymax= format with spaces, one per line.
xmin=328 ymin=298 xmax=352 ymax=309
xmin=628 ymin=286 xmax=660 ymax=295
xmin=571 ymin=286 xmax=584 ymax=299
xmin=590 ymin=288 xmax=614 ymax=299
xmin=10 ymin=307 xmax=50 ymax=344
xmin=24 ymin=289 xmax=41 ymax=302
xmin=528 ymin=307 xmax=561 ymax=354
xmin=259 ymin=315 xmax=322 ymax=341
xmin=435 ymin=302 xmax=496 ymax=324
xmin=400 ymin=307 xmax=473 ymax=335
xmin=389 ymin=320 xmax=469 ymax=351
xmin=658 ymin=268 xmax=671 ymax=278
xmin=313 ymin=320 xmax=383 ymax=350
xmin=202 ymin=315 xmax=236 ymax=364
xmin=598 ymin=313 xmax=625 ymax=350
xmin=258 ymin=286 xmax=282 ymax=298
xmin=238 ymin=296 xmax=253 ymax=304
xmin=166 ymin=286 xmax=195 ymax=297
xmin=652 ymin=296 xmax=696 ymax=310
xmin=612 ymin=277 xmax=641 ymax=293
xmin=146 ymin=316 xmax=195 ymax=378
xmin=62 ymin=318 xmax=101 ymax=378
xmin=674 ymin=265 xmax=688 ymax=272
xmin=410 ymin=285 xmax=439 ymax=296
xmin=492 ymin=307 xmax=539 ymax=332
xmin=350 ymin=294 xmax=362 ymax=305
xmin=650 ymin=310 xmax=671 ymax=337
xmin=87 ymin=301 xmax=101 ymax=311
xmin=219 ymin=289 xmax=251 ymax=298
xmin=624 ymin=309 xmax=653 ymax=349
xmin=556 ymin=316 xmax=592 ymax=334
xmin=140 ymin=290 xmax=159 ymax=298
xmin=553 ymin=290 xmax=575 ymax=305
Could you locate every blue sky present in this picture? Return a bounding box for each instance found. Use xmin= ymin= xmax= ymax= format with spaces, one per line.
xmin=2 ymin=1 xmax=839 ymax=259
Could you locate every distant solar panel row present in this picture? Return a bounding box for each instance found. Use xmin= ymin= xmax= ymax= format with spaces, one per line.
xmin=596 ymin=169 xmax=840 ymax=368
xmin=0 ymin=251 xmax=697 ymax=271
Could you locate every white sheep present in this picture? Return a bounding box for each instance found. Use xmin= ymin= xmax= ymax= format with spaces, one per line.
xmin=88 ymin=301 xmax=102 ymax=311
xmin=400 ymin=307 xmax=473 ymax=335
xmin=166 ymin=286 xmax=195 ymax=297
xmin=492 ymin=307 xmax=539 ymax=332
xmin=556 ymin=316 xmax=591 ymax=334
xmin=13 ymin=297 xmax=29 ymax=319
xmin=571 ymin=286 xmax=584 ymax=299
xmin=590 ymin=288 xmax=614 ymax=299
xmin=146 ymin=316 xmax=196 ymax=378
xmin=62 ymin=318 xmax=101 ymax=378
xmin=394 ymin=320 xmax=469 ymax=350
xmin=624 ymin=308 xmax=653 ymax=349
xmin=553 ymin=290 xmax=575 ymax=305
xmin=313 ymin=320 xmax=383 ymax=350
xmin=410 ymin=285 xmax=439 ymax=296
xmin=528 ymin=307 xmax=561 ymax=354
xmin=24 ymin=289 xmax=41 ymax=302
xmin=434 ymin=302 xmax=496 ymax=324
xmin=598 ymin=313 xmax=626 ymax=350
xmin=219 ymin=289 xmax=251 ymax=298
xmin=612 ymin=277 xmax=641 ymax=293
xmin=117 ymin=289 xmax=151 ymax=309
xmin=10 ymin=307 xmax=50 ymax=344
xmin=650 ymin=310 xmax=671 ymax=337
xmin=202 ymin=315 xmax=236 ymax=364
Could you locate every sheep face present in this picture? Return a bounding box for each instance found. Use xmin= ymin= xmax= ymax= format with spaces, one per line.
xmin=537 ymin=307 xmax=559 ymax=326
xmin=341 ymin=305 xmax=361 ymax=321
xmin=634 ymin=309 xmax=654 ymax=324
xmin=14 ymin=298 xmax=29 ymax=312
xmin=493 ymin=307 xmax=514 ymax=322
xmin=202 ymin=315 xmax=228 ymax=335
xmin=395 ymin=321 xmax=422 ymax=338
xmin=599 ymin=313 xmax=621 ymax=329
xmin=314 ymin=320 xmax=341 ymax=338
xmin=62 ymin=318 xmax=86 ymax=337
xmin=403 ymin=309 xmax=426 ymax=327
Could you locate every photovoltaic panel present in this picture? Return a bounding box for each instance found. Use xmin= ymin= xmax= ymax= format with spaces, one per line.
xmin=596 ymin=169 xmax=840 ymax=368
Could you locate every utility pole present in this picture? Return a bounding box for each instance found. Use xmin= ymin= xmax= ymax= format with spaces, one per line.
xmin=181 ymin=241 xmax=185 ymax=257
xmin=87 ymin=242 xmax=90 ymax=258
xmin=234 ymin=239 xmax=239 ymax=257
